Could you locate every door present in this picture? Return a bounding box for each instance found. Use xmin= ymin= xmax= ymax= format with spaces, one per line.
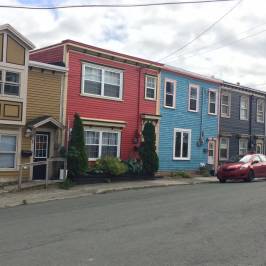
xmin=208 ymin=140 xmax=215 ymax=165
xmin=33 ymin=132 xmax=50 ymax=180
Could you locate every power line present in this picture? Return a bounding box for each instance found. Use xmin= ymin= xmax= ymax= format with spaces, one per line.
xmin=0 ymin=0 xmax=236 ymax=10
xmin=157 ymin=0 xmax=242 ymax=62
xmin=164 ymin=21 xmax=266 ymax=63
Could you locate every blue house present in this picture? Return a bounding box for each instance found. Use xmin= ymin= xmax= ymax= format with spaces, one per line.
xmin=159 ymin=66 xmax=221 ymax=172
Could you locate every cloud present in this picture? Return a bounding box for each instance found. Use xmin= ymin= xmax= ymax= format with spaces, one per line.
xmin=1 ymin=0 xmax=266 ymax=90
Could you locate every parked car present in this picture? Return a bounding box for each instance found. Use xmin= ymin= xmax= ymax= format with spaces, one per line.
xmin=217 ymin=154 xmax=266 ymax=183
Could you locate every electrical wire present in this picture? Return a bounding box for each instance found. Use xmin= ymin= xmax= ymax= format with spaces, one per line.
xmin=0 ymin=0 xmax=236 ymax=9
xmin=157 ymin=0 xmax=242 ymax=62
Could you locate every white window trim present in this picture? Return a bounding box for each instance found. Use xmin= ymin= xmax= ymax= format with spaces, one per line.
xmin=208 ymin=89 xmax=218 ymax=115
xmin=239 ymin=138 xmax=248 ymax=156
xmin=145 ymin=75 xmax=157 ymax=101
xmin=256 ymin=140 xmax=264 ymax=154
xmin=0 ymin=68 xmax=21 ymax=98
xmin=81 ymin=62 xmax=123 ymax=101
xmin=256 ymin=99 xmax=265 ymax=123
xmin=188 ymin=84 xmax=199 ymax=112
xmin=219 ymin=137 xmax=229 ymax=161
xmin=164 ymin=78 xmax=176 ymax=109
xmin=221 ymin=91 xmax=231 ymax=118
xmin=240 ymin=95 xmax=249 ymax=121
xmin=0 ymin=131 xmax=19 ymax=171
xmin=84 ymin=127 xmax=121 ymax=161
xmin=173 ymin=128 xmax=191 ymax=160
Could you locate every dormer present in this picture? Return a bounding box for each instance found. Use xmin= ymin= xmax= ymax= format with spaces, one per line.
xmin=0 ymin=24 xmax=35 ymax=125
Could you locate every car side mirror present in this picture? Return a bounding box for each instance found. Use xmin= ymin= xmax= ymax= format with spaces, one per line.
xmin=252 ymin=160 xmax=259 ymax=165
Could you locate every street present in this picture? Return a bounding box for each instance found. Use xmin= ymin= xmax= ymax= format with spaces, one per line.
xmin=0 ymin=182 xmax=266 ymax=266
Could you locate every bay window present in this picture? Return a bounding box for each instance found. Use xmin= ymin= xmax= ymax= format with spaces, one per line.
xmin=173 ymin=128 xmax=191 ymax=160
xmin=0 ymin=134 xmax=17 ymax=169
xmin=82 ymin=63 xmax=123 ymax=100
xmin=85 ymin=129 xmax=120 ymax=160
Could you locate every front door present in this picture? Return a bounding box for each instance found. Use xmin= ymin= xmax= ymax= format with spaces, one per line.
xmin=208 ymin=140 xmax=215 ymax=165
xmin=33 ymin=132 xmax=50 ymax=180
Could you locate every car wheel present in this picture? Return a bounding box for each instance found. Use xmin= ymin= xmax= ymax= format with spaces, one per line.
xmin=245 ymin=170 xmax=255 ymax=182
xmin=219 ymin=178 xmax=226 ymax=183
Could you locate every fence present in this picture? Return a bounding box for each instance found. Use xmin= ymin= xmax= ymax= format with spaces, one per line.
xmin=17 ymin=157 xmax=67 ymax=191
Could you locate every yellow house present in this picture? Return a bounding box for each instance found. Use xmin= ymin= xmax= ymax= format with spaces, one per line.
xmin=0 ymin=24 xmax=67 ymax=183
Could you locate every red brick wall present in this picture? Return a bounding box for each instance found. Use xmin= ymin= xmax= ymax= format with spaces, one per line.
xmin=30 ymin=45 xmax=64 ymax=64
xmin=67 ymin=50 xmax=159 ymax=160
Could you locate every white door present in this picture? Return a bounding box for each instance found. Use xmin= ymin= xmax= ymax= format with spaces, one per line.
xmin=208 ymin=140 xmax=215 ymax=165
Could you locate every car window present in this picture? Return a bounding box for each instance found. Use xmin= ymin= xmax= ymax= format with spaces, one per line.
xmin=239 ymin=155 xmax=253 ymax=163
xmin=252 ymin=155 xmax=261 ymax=162
xmin=259 ymin=154 xmax=266 ymax=162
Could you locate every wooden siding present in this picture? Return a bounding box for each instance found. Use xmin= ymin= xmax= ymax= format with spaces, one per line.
xmin=159 ymin=70 xmax=219 ymax=171
xmin=6 ymin=36 xmax=25 ymax=65
xmin=29 ymin=45 xmax=64 ymax=64
xmin=27 ymin=68 xmax=62 ymax=121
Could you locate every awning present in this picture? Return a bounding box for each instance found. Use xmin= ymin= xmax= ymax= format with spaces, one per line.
xmin=26 ymin=116 xmax=64 ymax=129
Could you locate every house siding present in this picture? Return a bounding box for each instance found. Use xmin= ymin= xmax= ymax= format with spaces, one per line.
xmin=159 ymin=70 xmax=219 ymax=171
xmin=30 ymin=45 xmax=64 ymax=64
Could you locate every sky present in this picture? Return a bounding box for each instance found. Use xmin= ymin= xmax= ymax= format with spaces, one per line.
xmin=1 ymin=0 xmax=266 ymax=90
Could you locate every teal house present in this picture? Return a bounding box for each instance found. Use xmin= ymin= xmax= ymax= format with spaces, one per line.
xmin=159 ymin=66 xmax=221 ymax=172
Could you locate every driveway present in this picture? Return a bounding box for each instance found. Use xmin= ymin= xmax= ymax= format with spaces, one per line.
xmin=0 ymin=182 xmax=265 ymax=266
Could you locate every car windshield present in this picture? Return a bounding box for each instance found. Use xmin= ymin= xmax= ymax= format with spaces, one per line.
xmin=239 ymin=155 xmax=253 ymax=163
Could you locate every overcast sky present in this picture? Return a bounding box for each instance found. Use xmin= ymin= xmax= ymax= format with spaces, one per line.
xmin=1 ymin=0 xmax=266 ymax=90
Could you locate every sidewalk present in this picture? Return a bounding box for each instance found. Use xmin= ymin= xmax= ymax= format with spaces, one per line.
xmin=0 ymin=177 xmax=218 ymax=208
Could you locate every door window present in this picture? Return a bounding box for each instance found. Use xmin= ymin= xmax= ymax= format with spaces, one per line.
xmin=34 ymin=134 xmax=49 ymax=159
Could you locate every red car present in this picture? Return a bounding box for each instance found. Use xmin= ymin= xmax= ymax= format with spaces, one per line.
xmin=217 ymin=154 xmax=266 ymax=183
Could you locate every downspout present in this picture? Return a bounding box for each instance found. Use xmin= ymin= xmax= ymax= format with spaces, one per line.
xmin=249 ymin=95 xmax=253 ymax=152
xmin=137 ymin=66 xmax=143 ymax=144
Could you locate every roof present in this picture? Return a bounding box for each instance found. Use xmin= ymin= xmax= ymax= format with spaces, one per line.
xmin=27 ymin=116 xmax=64 ymax=129
xmin=163 ymin=65 xmax=222 ymax=84
xmin=31 ymin=39 xmax=163 ymax=69
xmin=29 ymin=60 xmax=67 ymax=72
xmin=0 ymin=24 xmax=35 ymax=50
xmin=223 ymin=81 xmax=266 ymax=96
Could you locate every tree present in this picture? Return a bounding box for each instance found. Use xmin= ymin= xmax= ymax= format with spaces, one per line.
xmin=139 ymin=121 xmax=159 ymax=176
xmin=67 ymin=113 xmax=88 ymax=179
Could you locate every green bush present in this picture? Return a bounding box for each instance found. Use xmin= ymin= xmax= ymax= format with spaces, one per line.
xmin=199 ymin=166 xmax=211 ymax=177
xmin=94 ymin=157 xmax=128 ymax=177
xmin=172 ymin=171 xmax=192 ymax=179
xmin=139 ymin=122 xmax=159 ymax=176
xmin=124 ymin=159 xmax=143 ymax=176
xmin=59 ymin=178 xmax=75 ymax=190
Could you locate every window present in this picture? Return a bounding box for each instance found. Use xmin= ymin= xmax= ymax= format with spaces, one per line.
xmin=239 ymin=139 xmax=248 ymax=156
xmin=257 ymin=99 xmax=264 ymax=123
xmin=208 ymin=89 xmax=217 ymax=115
xmin=240 ymin=95 xmax=249 ymax=120
xmin=219 ymin=137 xmax=229 ymax=160
xmin=221 ymin=91 xmax=231 ymax=118
xmin=0 ymin=134 xmax=17 ymax=169
xmin=256 ymin=140 xmax=264 ymax=154
xmin=82 ymin=63 xmax=123 ymax=100
xmin=145 ymin=75 xmax=157 ymax=100
xmin=173 ymin=128 xmax=191 ymax=160
xmin=164 ymin=79 xmax=176 ymax=108
xmin=0 ymin=69 xmax=20 ymax=96
xmin=85 ymin=129 xmax=120 ymax=160
xmin=188 ymin=84 xmax=199 ymax=112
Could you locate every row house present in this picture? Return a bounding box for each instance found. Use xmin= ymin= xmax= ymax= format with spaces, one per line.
xmin=30 ymin=40 xmax=162 ymax=163
xmin=219 ymin=82 xmax=266 ymax=163
xmin=0 ymin=24 xmax=66 ymax=182
xmin=159 ymin=66 xmax=221 ymax=172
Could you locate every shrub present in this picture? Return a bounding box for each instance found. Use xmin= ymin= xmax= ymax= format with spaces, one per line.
xmin=199 ymin=166 xmax=211 ymax=177
xmin=94 ymin=157 xmax=128 ymax=177
xmin=67 ymin=113 xmax=88 ymax=179
xmin=139 ymin=122 xmax=159 ymax=176
xmin=171 ymin=171 xmax=192 ymax=179
xmin=59 ymin=178 xmax=75 ymax=190
xmin=124 ymin=159 xmax=143 ymax=176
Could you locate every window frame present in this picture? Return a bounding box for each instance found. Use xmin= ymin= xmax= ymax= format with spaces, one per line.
xmin=188 ymin=84 xmax=199 ymax=112
xmin=84 ymin=128 xmax=121 ymax=161
xmin=219 ymin=137 xmax=229 ymax=161
xmin=220 ymin=91 xmax=231 ymax=118
xmin=173 ymin=128 xmax=191 ymax=160
xmin=239 ymin=138 xmax=249 ymax=156
xmin=145 ymin=75 xmax=157 ymax=101
xmin=0 ymin=132 xmax=18 ymax=171
xmin=256 ymin=139 xmax=264 ymax=154
xmin=0 ymin=69 xmax=21 ymax=97
xmin=208 ymin=89 xmax=218 ymax=115
xmin=240 ymin=95 xmax=249 ymax=121
xmin=81 ymin=63 xmax=123 ymax=101
xmin=256 ymin=98 xmax=265 ymax=123
xmin=164 ymin=78 xmax=176 ymax=109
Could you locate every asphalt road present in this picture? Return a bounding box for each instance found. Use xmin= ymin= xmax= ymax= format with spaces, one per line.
xmin=0 ymin=181 xmax=266 ymax=266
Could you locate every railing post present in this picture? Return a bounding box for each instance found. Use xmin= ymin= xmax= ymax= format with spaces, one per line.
xmin=18 ymin=165 xmax=22 ymax=191
xmin=45 ymin=160 xmax=49 ymax=189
